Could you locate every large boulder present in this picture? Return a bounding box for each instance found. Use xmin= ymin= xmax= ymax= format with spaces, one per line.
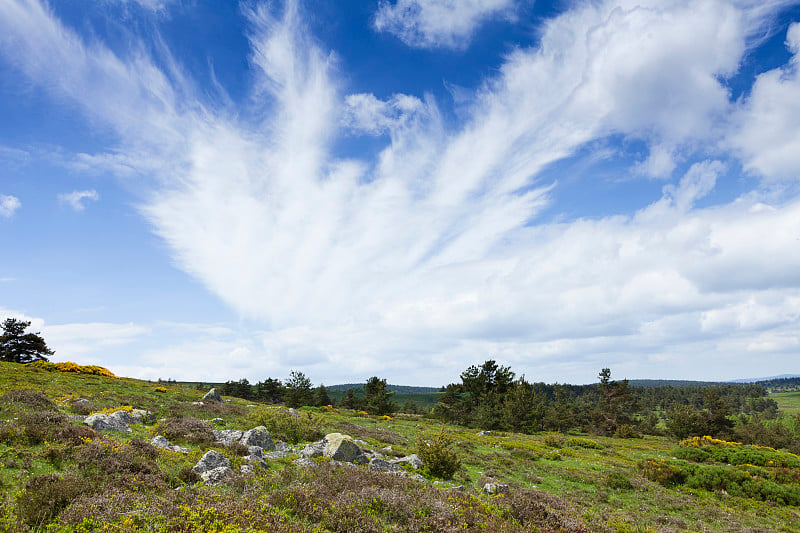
xmin=244 ymin=446 xmax=268 ymax=468
xmin=241 ymin=426 xmax=275 ymax=450
xmin=323 ymin=433 xmax=365 ymax=463
xmin=213 ymin=429 xmax=244 ymax=446
xmin=202 ymin=388 xmax=222 ymax=402
xmin=192 ymin=450 xmax=232 ymax=484
xmin=301 ymin=438 xmax=328 ymax=458
xmin=392 ymin=454 xmax=424 ymax=470
xmin=151 ymin=435 xmax=190 ymax=453
xmin=84 ymin=411 xmax=133 ymax=433
xmin=368 ymin=458 xmax=404 ymax=472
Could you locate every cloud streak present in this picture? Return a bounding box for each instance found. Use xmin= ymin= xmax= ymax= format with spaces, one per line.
xmin=1 ymin=0 xmax=800 ymax=383
xmin=58 ymin=190 xmax=100 ymax=212
xmin=373 ymin=0 xmax=518 ymax=49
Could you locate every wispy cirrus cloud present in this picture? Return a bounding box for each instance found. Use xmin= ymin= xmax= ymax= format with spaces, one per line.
xmin=373 ymin=0 xmax=518 ymax=49
xmin=1 ymin=0 xmax=800 ymax=384
xmin=58 ymin=190 xmax=100 ymax=212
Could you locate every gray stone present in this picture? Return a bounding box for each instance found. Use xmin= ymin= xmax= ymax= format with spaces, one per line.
xmin=240 ymin=426 xmax=275 ymax=450
xmin=202 ymin=388 xmax=222 ymax=402
xmin=368 ymin=458 xmax=404 ymax=472
xmin=193 ymin=450 xmax=232 ymax=484
xmin=293 ymin=458 xmax=316 ymax=467
xmin=240 ymin=464 xmax=254 ymax=475
xmin=200 ymin=466 xmax=232 ymax=484
xmin=275 ymin=441 xmax=292 ymax=452
xmin=213 ymin=429 xmax=243 ymax=446
xmin=151 ymin=435 xmax=172 ymax=449
xmin=210 ymin=418 xmax=224 ymax=425
xmin=244 ymin=446 xmax=267 ymax=468
xmin=482 ymin=482 xmax=509 ymax=495
xmin=83 ymin=412 xmax=132 ymax=433
xmin=353 ymin=453 xmax=369 ymax=465
xmin=323 ymin=433 xmax=362 ymax=462
xmin=266 ymin=451 xmax=293 ymax=459
xmin=129 ymin=409 xmax=151 ymax=423
xmin=301 ymin=439 xmax=327 ymax=458
xmin=151 ymin=435 xmax=191 ymax=454
xmin=392 ymin=453 xmax=424 ymax=470
xmin=477 ymin=431 xmax=491 ymax=436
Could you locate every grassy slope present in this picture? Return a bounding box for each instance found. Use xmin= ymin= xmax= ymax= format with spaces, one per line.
xmin=0 ymin=361 xmax=798 ymax=532
xmin=772 ymin=391 xmax=800 ymax=415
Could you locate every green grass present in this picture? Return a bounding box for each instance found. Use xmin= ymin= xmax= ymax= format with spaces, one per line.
xmin=772 ymin=391 xmax=800 ymax=415
xmin=2 ymin=360 xmax=800 ymax=532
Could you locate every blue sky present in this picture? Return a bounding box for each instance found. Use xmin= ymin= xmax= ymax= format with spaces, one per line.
xmin=1 ymin=0 xmax=800 ymax=386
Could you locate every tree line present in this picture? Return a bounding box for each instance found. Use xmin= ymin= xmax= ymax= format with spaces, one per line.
xmin=218 ymin=372 xmax=399 ymax=415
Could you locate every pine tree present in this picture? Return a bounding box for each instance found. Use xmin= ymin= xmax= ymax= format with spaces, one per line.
xmin=0 ymin=318 xmax=54 ymax=363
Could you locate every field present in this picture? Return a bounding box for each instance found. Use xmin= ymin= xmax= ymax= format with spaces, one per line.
xmin=1 ymin=361 xmax=800 ymax=532
xmin=771 ymin=391 xmax=800 ymax=415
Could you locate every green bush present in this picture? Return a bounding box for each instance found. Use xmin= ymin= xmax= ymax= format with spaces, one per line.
xmin=604 ymin=471 xmax=633 ymax=490
xmin=639 ymin=459 xmax=687 ymax=486
xmin=417 ymin=431 xmax=461 ymax=479
xmin=248 ymin=407 xmax=323 ymax=444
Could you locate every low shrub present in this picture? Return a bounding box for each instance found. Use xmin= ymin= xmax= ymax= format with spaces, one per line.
xmin=417 ymin=431 xmax=461 ymax=480
xmin=16 ymin=474 xmax=93 ymax=527
xmin=566 ymin=437 xmax=604 ymax=449
xmin=18 ymin=410 xmax=68 ymax=444
xmin=542 ymin=433 xmax=566 ymax=448
xmin=155 ymin=417 xmax=215 ymax=446
xmin=639 ymin=459 xmax=687 ymax=486
xmin=0 ymin=389 xmax=55 ymax=410
xmin=604 ymin=471 xmax=633 ymax=490
xmin=26 ymin=360 xmax=116 ymax=377
xmin=249 ymin=408 xmax=323 ymax=444
xmin=336 ymin=421 xmax=405 ymax=446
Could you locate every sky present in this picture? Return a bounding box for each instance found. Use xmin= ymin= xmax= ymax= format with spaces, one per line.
xmin=1 ymin=0 xmax=800 ymax=387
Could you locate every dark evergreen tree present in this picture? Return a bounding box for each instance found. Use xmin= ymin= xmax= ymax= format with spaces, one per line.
xmin=0 ymin=318 xmax=54 ymax=363
xmin=255 ymin=378 xmax=284 ymax=403
xmin=314 ymin=384 xmax=332 ymax=407
xmin=363 ymin=376 xmax=396 ymax=415
xmin=284 ymin=370 xmax=314 ymax=408
xmin=340 ymin=388 xmax=360 ymax=409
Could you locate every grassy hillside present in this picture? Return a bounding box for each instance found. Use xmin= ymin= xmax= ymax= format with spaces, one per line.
xmin=2 ymin=361 xmax=799 ymax=532
xmin=772 ymin=391 xmax=800 ymax=415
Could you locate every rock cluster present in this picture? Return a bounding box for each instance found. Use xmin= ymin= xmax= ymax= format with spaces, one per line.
xmin=83 ymin=409 xmax=150 ymax=433
xmin=192 ymin=450 xmax=231 ymax=484
xmin=84 ymin=404 xmax=429 ymax=487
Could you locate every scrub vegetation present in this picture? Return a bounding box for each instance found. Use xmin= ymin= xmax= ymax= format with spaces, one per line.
xmin=1 ymin=360 xmax=799 ymax=532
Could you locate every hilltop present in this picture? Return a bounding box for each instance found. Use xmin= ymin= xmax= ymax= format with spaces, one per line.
xmin=1 ymin=361 xmax=799 ymax=532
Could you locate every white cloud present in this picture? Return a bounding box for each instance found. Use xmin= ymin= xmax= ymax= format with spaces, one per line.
xmin=342 ymin=93 xmax=428 ymax=136
xmin=0 ymin=194 xmax=21 ymax=218
xmin=2 ymin=0 xmax=800 ymax=384
xmin=374 ymin=0 xmax=517 ymax=49
xmin=58 ymin=190 xmax=100 ymax=211
xmin=728 ymin=22 xmax=800 ymax=181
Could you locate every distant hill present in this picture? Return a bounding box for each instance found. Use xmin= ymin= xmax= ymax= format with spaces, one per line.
xmin=627 ymin=379 xmax=725 ymax=388
xmin=327 ymin=383 xmax=442 ymax=394
xmin=729 ymin=374 xmax=800 ymax=383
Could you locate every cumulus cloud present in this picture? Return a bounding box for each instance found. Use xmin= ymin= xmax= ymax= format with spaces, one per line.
xmin=373 ymin=0 xmax=517 ymax=49
xmin=2 ymin=0 xmax=800 ymax=383
xmin=58 ymin=190 xmax=100 ymax=211
xmin=0 ymin=194 xmax=21 ymax=218
xmin=728 ymin=22 xmax=800 ymax=181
